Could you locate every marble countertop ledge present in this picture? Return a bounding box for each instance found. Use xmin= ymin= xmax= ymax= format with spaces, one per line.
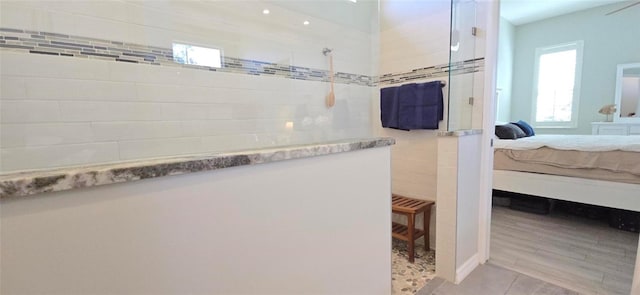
xmin=437 ymin=129 xmax=483 ymax=137
xmin=0 ymin=137 xmax=395 ymax=199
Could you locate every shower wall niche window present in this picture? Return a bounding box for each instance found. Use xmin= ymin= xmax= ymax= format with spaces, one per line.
xmin=172 ymin=43 xmax=222 ymax=68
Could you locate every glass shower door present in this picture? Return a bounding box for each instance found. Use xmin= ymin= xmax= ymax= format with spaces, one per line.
xmin=447 ymin=0 xmax=477 ymax=131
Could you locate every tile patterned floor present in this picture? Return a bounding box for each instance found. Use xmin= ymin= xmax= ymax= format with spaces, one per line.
xmin=392 ymin=239 xmax=437 ymax=295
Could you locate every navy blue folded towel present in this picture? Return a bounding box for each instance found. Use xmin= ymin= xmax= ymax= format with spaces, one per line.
xmin=380 ymin=81 xmax=443 ymax=130
xmin=380 ymin=85 xmax=401 ymax=129
xmin=397 ymin=81 xmax=443 ymax=130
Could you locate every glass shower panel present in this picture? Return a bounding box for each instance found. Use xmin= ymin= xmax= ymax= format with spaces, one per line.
xmin=448 ymin=0 xmax=477 ymax=131
xmin=0 ymin=1 xmax=380 ymax=173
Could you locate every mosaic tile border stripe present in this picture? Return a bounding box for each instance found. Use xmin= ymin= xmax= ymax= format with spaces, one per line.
xmin=378 ymin=58 xmax=485 ymax=86
xmin=0 ymin=28 xmax=484 ymax=88
xmin=0 ymin=28 xmax=374 ymax=87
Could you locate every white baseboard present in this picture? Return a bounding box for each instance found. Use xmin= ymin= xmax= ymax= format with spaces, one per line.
xmin=455 ymin=253 xmax=479 ymax=284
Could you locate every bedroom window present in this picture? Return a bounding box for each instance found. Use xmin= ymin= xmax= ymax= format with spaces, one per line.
xmin=531 ymin=41 xmax=583 ymax=128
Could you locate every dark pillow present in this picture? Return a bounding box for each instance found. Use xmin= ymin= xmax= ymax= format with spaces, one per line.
xmin=512 ymin=120 xmax=535 ymax=137
xmin=509 ymin=123 xmax=527 ymax=138
xmin=495 ymin=123 xmax=525 ymax=139
xmin=495 ymin=125 xmax=517 ymax=139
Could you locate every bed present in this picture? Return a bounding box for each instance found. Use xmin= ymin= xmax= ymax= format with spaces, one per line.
xmin=492 ymin=135 xmax=640 ymax=212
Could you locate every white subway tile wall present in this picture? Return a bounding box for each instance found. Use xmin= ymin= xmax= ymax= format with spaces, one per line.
xmin=1 ymin=142 xmax=121 ymax=171
xmin=0 ymin=1 xmax=376 ymax=75
xmin=117 ymin=137 xmax=205 ymax=161
xmin=0 ymin=50 xmax=374 ymax=172
xmin=379 ymin=7 xmax=451 ymax=74
xmin=1 ymin=100 xmax=61 ymax=123
xmin=91 ymin=122 xmax=184 ymax=142
xmin=1 ymin=123 xmax=93 ymax=148
xmin=0 ymin=1 xmax=377 ymax=172
xmin=0 ymin=0 xmax=486 ymax=173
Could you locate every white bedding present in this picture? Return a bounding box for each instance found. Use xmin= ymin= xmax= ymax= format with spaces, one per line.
xmin=494 ymin=135 xmax=640 ymax=152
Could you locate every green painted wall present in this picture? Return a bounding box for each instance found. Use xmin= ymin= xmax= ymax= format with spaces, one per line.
xmin=496 ymin=17 xmax=515 ymax=123
xmin=509 ymin=3 xmax=640 ymax=134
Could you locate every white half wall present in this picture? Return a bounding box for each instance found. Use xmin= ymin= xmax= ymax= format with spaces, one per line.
xmin=435 ymin=136 xmax=459 ymax=282
xmin=455 ymin=134 xmax=481 ymax=276
xmin=435 ymin=133 xmax=483 ymax=284
xmin=0 ymin=147 xmax=392 ymax=294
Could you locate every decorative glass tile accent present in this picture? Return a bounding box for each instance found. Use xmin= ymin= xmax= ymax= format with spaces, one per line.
xmin=0 ymin=27 xmax=484 ymax=88
xmin=378 ymin=58 xmax=485 ymax=86
xmin=0 ymin=28 xmax=374 ymax=86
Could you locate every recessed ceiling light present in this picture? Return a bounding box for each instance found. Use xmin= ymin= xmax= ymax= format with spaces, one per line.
xmin=348 ymin=0 xmax=357 ymax=3
xmin=303 ymin=20 xmax=310 ymax=26
xmin=262 ymin=9 xmax=270 ymax=15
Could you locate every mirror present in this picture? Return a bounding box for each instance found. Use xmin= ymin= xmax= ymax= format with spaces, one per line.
xmin=614 ymin=63 xmax=640 ymax=122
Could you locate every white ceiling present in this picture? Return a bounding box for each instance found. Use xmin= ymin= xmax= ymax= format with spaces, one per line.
xmin=264 ymin=0 xmax=636 ymax=32
xmin=267 ymin=0 xmax=378 ymax=33
xmin=380 ymin=0 xmax=450 ymax=30
xmin=501 ymin=0 xmax=630 ymax=25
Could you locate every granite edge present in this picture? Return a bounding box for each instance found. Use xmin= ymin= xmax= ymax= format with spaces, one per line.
xmin=0 ymin=137 xmax=395 ymax=199
xmin=437 ymin=129 xmax=483 ymax=137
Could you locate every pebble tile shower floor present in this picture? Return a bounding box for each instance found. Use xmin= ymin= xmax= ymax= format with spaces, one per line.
xmin=392 ymin=239 xmax=436 ymax=294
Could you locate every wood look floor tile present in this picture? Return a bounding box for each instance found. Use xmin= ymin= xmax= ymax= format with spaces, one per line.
xmin=490 ymin=206 xmax=638 ymax=295
xmin=492 ymin=261 xmax=599 ymax=295
xmin=492 ymin=227 xmax=589 ymax=260
xmin=506 ymin=274 xmax=580 ymax=295
xmin=432 ymin=264 xmax=519 ymax=295
xmin=421 ymin=263 xmax=579 ymax=295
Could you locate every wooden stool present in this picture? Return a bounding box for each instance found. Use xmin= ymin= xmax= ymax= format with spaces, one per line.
xmin=391 ymin=194 xmax=434 ymax=263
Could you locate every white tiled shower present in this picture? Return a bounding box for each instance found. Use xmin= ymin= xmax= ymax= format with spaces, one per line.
xmin=0 ymin=1 xmax=378 ymax=172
